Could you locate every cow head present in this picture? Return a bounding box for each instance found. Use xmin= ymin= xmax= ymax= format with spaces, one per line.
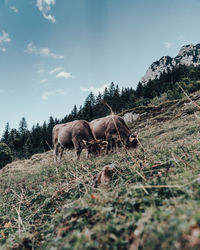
xmin=82 ymin=139 xmax=108 ymax=157
xmin=127 ymin=133 xmax=138 ymax=148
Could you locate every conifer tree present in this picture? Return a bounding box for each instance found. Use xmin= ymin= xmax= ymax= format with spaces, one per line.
xmin=23 ymin=135 xmax=33 ymax=158
xmin=2 ymin=122 xmax=10 ymax=144
xmin=135 ymin=82 xmax=144 ymax=98
xmin=47 ymin=116 xmax=55 ymax=147
xmin=0 ymin=143 xmax=12 ymax=169
xmin=19 ymin=117 xmax=28 ymax=135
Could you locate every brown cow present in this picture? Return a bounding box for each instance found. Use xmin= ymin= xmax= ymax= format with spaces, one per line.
xmin=53 ymin=120 xmax=107 ymax=162
xmin=90 ymin=115 xmax=138 ymax=154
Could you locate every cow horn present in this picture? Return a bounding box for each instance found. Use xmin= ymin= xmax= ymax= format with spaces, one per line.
xmin=100 ymin=140 xmax=108 ymax=146
xmin=82 ymin=139 xmax=90 ymax=147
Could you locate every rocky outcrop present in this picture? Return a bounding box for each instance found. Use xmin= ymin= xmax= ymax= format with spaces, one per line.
xmin=141 ymin=43 xmax=200 ymax=85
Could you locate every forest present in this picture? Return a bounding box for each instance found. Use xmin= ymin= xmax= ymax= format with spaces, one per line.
xmin=1 ymin=64 xmax=200 ymax=165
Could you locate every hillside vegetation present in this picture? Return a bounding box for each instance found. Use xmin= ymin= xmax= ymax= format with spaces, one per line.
xmin=1 ymin=91 xmax=200 ymax=249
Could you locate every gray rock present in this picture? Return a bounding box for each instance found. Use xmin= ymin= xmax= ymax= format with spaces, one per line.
xmin=123 ymin=112 xmax=140 ymax=124
xmin=141 ymin=43 xmax=200 ymax=85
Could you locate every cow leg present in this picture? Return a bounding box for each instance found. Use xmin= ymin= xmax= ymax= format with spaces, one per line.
xmin=58 ymin=146 xmax=64 ymax=162
xmin=111 ymin=138 xmax=116 ymax=153
xmin=112 ymin=138 xmax=117 ymax=152
xmin=106 ymin=138 xmax=111 ymax=154
xmin=76 ymin=149 xmax=82 ymax=160
xmin=73 ymin=139 xmax=82 ymax=160
xmin=54 ymin=143 xmax=60 ymax=163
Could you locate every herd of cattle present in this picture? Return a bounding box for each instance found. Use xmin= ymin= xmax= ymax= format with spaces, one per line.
xmin=52 ymin=114 xmax=138 ymax=162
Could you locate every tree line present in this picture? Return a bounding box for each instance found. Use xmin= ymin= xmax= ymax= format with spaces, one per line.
xmin=1 ymin=64 xmax=200 ymax=164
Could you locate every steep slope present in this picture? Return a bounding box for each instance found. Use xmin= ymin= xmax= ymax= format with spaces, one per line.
xmin=1 ymin=92 xmax=200 ymax=249
xmin=141 ymin=43 xmax=200 ymax=85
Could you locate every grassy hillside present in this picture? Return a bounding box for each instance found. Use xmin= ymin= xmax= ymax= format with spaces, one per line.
xmin=1 ymin=92 xmax=200 ymax=250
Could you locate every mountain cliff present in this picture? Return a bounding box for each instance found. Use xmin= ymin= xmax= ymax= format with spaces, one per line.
xmin=141 ymin=43 xmax=200 ymax=85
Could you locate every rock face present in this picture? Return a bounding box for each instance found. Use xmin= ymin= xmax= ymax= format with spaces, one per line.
xmin=141 ymin=43 xmax=200 ymax=85
xmin=122 ymin=112 xmax=140 ymax=124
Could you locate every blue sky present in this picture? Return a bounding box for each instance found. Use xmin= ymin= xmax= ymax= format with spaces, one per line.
xmin=1 ymin=0 xmax=200 ymax=136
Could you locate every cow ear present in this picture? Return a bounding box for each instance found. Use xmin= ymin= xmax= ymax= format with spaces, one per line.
xmin=82 ymin=139 xmax=90 ymax=148
xmin=131 ymin=132 xmax=137 ymax=138
xmin=129 ymin=133 xmax=137 ymax=142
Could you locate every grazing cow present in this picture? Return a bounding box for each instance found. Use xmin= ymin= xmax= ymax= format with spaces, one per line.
xmin=90 ymin=115 xmax=138 ymax=154
xmin=53 ymin=120 xmax=107 ymax=162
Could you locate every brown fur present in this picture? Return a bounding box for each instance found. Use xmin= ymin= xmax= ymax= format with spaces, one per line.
xmin=52 ymin=120 xmax=106 ymax=162
xmin=90 ymin=115 xmax=138 ymax=153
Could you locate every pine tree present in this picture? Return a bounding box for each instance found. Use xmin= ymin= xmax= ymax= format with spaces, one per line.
xmin=2 ymin=122 xmax=10 ymax=144
xmin=19 ymin=117 xmax=28 ymax=135
xmin=23 ymin=135 xmax=33 ymax=158
xmin=71 ymin=105 xmax=78 ymax=119
xmin=109 ymin=82 xmax=115 ymax=98
xmin=135 ymin=82 xmax=144 ymax=98
xmin=103 ymin=87 xmax=109 ymax=103
xmin=42 ymin=122 xmax=48 ymax=150
xmin=31 ymin=124 xmax=42 ymax=149
xmin=127 ymin=92 xmax=136 ymax=108
xmin=39 ymin=141 xmax=45 ymax=153
xmin=82 ymin=92 xmax=95 ymax=121
xmin=47 ymin=116 xmax=55 ymax=148
xmin=0 ymin=143 xmax=12 ymax=169
xmin=112 ymin=85 xmax=121 ymax=112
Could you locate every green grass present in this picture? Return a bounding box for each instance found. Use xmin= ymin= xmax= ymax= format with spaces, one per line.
xmin=1 ymin=93 xmax=200 ymax=249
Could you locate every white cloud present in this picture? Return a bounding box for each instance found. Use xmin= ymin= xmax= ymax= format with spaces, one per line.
xmin=0 ymin=89 xmax=5 ymax=94
xmin=42 ymin=89 xmax=65 ymax=100
xmin=36 ymin=0 xmax=56 ymax=23
xmin=9 ymin=5 xmax=19 ymax=13
xmin=49 ymin=67 xmax=62 ymax=74
xmin=40 ymin=47 xmax=50 ymax=56
xmin=0 ymin=31 xmax=11 ymax=44
xmin=165 ymin=42 xmax=173 ymax=49
xmin=43 ymin=14 xmax=56 ymax=23
xmin=56 ymin=71 xmax=72 ymax=80
xmin=25 ymin=42 xmax=64 ymax=59
xmin=40 ymin=79 xmax=48 ymax=84
xmin=81 ymin=84 xmax=109 ymax=95
xmin=1 ymin=47 xmax=6 ymax=52
xmin=0 ymin=31 xmax=11 ymax=52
